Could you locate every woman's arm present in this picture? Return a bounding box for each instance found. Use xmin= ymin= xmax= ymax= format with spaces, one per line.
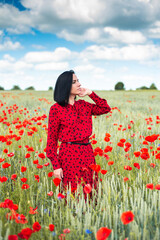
xmin=46 ymin=105 xmax=61 ymax=170
xmin=87 ymin=91 xmax=111 ymax=115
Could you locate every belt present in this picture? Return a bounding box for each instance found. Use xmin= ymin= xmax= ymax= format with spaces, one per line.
xmin=64 ymin=141 xmax=91 ymax=145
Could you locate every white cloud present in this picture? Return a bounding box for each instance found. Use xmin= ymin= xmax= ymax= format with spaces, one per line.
xmin=81 ymin=44 xmax=160 ymax=60
xmin=0 ymin=39 xmax=23 ymax=51
xmin=34 ymin=62 xmax=69 ymax=71
xmin=23 ymin=48 xmax=74 ymax=63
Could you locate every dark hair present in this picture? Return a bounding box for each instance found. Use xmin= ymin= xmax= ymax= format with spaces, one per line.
xmin=54 ymin=70 xmax=77 ymax=107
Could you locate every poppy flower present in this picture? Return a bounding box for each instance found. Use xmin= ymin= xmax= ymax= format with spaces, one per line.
xmin=49 ymin=224 xmax=55 ymax=231
xmin=120 ymin=138 xmax=126 ymax=143
xmin=133 ymin=163 xmax=140 ymax=169
xmin=21 ymin=166 xmax=27 ymax=172
xmin=32 ymin=222 xmax=41 ymax=232
xmin=140 ymin=152 xmax=150 ymax=160
xmin=18 ymin=228 xmax=33 ymax=240
xmin=91 ymin=140 xmax=97 ymax=144
xmin=11 ymin=174 xmax=17 ymax=181
xmin=57 ymin=193 xmax=66 ymax=199
xmin=96 ymin=227 xmax=112 ymax=240
xmin=21 ymin=184 xmax=30 ymax=189
xmin=21 ymin=178 xmax=27 ymax=183
xmin=123 ymin=177 xmax=129 ymax=182
xmin=150 ymin=163 xmax=156 ymax=168
xmin=47 ymin=191 xmax=53 ymax=196
xmin=25 ymin=153 xmax=31 ymax=158
xmin=124 ymin=166 xmax=132 ymax=171
xmin=84 ymin=184 xmax=92 ymax=194
xmin=117 ymin=142 xmax=124 ymax=147
xmin=121 ymin=211 xmax=134 ymax=224
xmin=155 ymin=184 xmax=160 ymax=190
xmin=29 ymin=206 xmax=38 ymax=214
xmin=2 ymin=162 xmax=11 ymax=168
xmin=8 ymin=235 xmax=18 ymax=240
xmin=38 ymin=153 xmax=45 ymax=159
xmin=101 ymin=170 xmax=108 ymax=175
xmin=63 ymin=228 xmax=70 ymax=233
xmin=37 ymin=164 xmax=43 ymax=168
xmin=33 ymin=160 xmax=39 ymax=164
xmin=104 ymin=146 xmax=112 ymax=153
xmin=48 ymin=172 xmax=54 ymax=177
xmin=89 ymin=164 xmax=101 ymax=172
xmin=146 ymin=183 xmax=154 ymax=190
xmin=134 ymin=151 xmax=140 ymax=157
xmin=104 ymin=136 xmax=110 ymax=142
xmin=53 ymin=178 xmax=61 ymax=186
xmin=108 ymin=161 xmax=114 ymax=166
xmin=0 ymin=176 xmax=8 ymax=182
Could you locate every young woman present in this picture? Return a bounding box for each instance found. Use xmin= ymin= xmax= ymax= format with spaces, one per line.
xmin=46 ymin=70 xmax=111 ymax=202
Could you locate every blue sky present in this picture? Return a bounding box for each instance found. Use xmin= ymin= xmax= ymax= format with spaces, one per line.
xmin=0 ymin=0 xmax=160 ymax=90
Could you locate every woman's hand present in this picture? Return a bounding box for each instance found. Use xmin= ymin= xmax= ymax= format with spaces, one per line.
xmin=78 ymin=88 xmax=92 ymax=97
xmin=54 ymin=168 xmax=63 ymax=180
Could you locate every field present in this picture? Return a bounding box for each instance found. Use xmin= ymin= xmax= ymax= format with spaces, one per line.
xmin=0 ymin=90 xmax=160 ymax=240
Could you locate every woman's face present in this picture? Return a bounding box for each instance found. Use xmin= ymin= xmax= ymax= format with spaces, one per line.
xmin=70 ymin=73 xmax=81 ymax=95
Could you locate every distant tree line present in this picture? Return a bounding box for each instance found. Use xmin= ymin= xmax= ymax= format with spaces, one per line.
xmin=114 ymin=82 xmax=158 ymax=90
xmin=0 ymin=83 xmax=158 ymax=91
xmin=0 ymin=85 xmax=53 ymax=90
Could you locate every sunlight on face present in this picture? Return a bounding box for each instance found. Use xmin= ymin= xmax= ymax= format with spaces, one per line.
xmin=70 ymin=73 xmax=81 ymax=95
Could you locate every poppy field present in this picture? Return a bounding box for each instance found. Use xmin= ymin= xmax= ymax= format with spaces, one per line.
xmin=0 ymin=90 xmax=160 ymax=240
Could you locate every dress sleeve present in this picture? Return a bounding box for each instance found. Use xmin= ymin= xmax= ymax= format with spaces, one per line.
xmin=46 ymin=105 xmax=61 ymax=170
xmin=87 ymin=91 xmax=111 ymax=116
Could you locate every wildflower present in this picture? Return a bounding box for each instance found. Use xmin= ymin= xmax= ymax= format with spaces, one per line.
xmin=96 ymin=227 xmax=112 ymax=240
xmin=121 ymin=211 xmax=134 ymax=224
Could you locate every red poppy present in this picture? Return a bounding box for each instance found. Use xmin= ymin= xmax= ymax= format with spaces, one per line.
xmin=108 ymin=161 xmax=114 ymax=166
xmin=140 ymin=152 xmax=150 ymax=160
xmin=33 ymin=160 xmax=39 ymax=164
xmin=120 ymin=138 xmax=126 ymax=143
xmin=57 ymin=193 xmax=66 ymax=199
xmin=0 ymin=176 xmax=8 ymax=182
xmin=134 ymin=151 xmax=140 ymax=157
xmin=101 ymin=170 xmax=108 ymax=175
xmin=11 ymin=174 xmax=17 ymax=181
xmin=104 ymin=146 xmax=112 ymax=153
xmin=29 ymin=206 xmax=38 ymax=214
xmin=117 ymin=142 xmax=124 ymax=147
xmin=8 ymin=235 xmax=18 ymax=240
xmin=18 ymin=228 xmax=33 ymax=240
xmin=96 ymin=227 xmax=112 ymax=240
xmin=32 ymin=222 xmax=41 ymax=232
xmin=63 ymin=228 xmax=70 ymax=233
xmin=48 ymin=172 xmax=54 ymax=177
xmin=21 ymin=184 xmax=30 ymax=189
xmin=155 ymin=153 xmax=160 ymax=159
xmin=104 ymin=136 xmax=110 ymax=142
xmin=150 ymin=163 xmax=156 ymax=168
xmin=84 ymin=184 xmax=92 ymax=194
xmin=25 ymin=153 xmax=30 ymax=158
xmin=146 ymin=183 xmax=154 ymax=190
xmin=21 ymin=166 xmax=27 ymax=172
xmin=37 ymin=164 xmax=43 ymax=168
xmin=121 ymin=211 xmax=134 ymax=224
xmin=49 ymin=224 xmax=55 ymax=231
xmin=53 ymin=178 xmax=61 ymax=186
xmin=38 ymin=153 xmax=45 ymax=159
xmin=89 ymin=164 xmax=101 ymax=172
xmin=123 ymin=177 xmax=129 ymax=182
xmin=21 ymin=178 xmax=27 ymax=183
xmin=145 ymin=134 xmax=159 ymax=142
xmin=2 ymin=162 xmax=11 ymax=168
xmin=47 ymin=191 xmax=53 ymax=196
xmin=124 ymin=166 xmax=132 ymax=171
xmin=15 ymin=213 xmax=28 ymax=224
xmin=91 ymin=140 xmax=97 ymax=144
xmin=155 ymin=184 xmax=160 ymax=190
xmin=125 ymin=142 xmax=131 ymax=148
xmin=133 ymin=163 xmax=140 ymax=169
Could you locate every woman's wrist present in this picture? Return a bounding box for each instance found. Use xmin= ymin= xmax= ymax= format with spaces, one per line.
xmin=87 ymin=90 xmax=92 ymax=95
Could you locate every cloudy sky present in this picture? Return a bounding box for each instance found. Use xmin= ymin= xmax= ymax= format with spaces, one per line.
xmin=0 ymin=0 xmax=160 ymax=90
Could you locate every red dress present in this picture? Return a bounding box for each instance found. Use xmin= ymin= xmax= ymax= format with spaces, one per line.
xmin=46 ymin=91 xmax=111 ymax=200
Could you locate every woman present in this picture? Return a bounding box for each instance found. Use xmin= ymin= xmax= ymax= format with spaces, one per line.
xmin=46 ymin=70 xmax=111 ymax=202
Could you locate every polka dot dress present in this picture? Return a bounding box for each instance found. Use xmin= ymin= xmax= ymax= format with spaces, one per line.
xmin=46 ymin=91 xmax=111 ymax=199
